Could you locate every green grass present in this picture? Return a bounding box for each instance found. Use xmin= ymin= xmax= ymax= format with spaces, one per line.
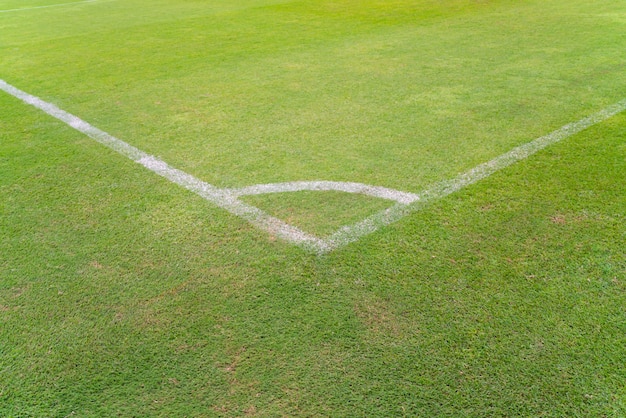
xmin=242 ymin=191 xmax=394 ymax=236
xmin=1 ymin=0 xmax=625 ymax=416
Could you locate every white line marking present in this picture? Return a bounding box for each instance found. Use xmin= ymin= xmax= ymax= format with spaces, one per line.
xmin=227 ymin=181 xmax=419 ymax=204
xmin=318 ymin=99 xmax=626 ymax=252
xmin=1 ymin=78 xmax=624 ymax=254
xmin=0 ymin=0 xmax=101 ymax=13
xmin=0 ymin=79 xmax=327 ymax=251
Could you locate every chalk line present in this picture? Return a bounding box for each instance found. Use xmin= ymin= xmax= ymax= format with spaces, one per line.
xmin=319 ymin=99 xmax=626 ymax=252
xmin=0 ymin=79 xmax=328 ymax=252
xmin=1 ymin=78 xmax=624 ymax=254
xmin=0 ymin=0 xmax=102 ymax=13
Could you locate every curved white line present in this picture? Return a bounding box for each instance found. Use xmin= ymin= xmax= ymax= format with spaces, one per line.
xmin=227 ymin=181 xmax=420 ymax=205
xmin=0 ymin=0 xmax=100 ymax=13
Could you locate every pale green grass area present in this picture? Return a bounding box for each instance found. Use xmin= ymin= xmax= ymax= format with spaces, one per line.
xmin=0 ymin=0 xmax=85 ymax=9
xmin=1 ymin=0 xmax=625 ymax=416
xmin=2 ymin=0 xmax=624 ymax=191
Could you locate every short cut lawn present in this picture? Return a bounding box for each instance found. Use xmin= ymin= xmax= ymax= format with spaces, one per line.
xmin=1 ymin=0 xmax=625 ymax=416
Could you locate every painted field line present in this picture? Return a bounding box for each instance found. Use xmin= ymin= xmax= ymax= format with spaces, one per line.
xmin=226 ymin=181 xmax=419 ymax=204
xmin=0 ymin=79 xmax=328 ymax=252
xmin=1 ymin=78 xmax=624 ymax=254
xmin=0 ymin=0 xmax=102 ymax=13
xmin=320 ymin=99 xmax=626 ymax=252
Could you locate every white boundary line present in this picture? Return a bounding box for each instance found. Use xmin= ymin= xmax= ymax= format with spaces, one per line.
xmin=1 ymin=78 xmax=624 ymax=254
xmin=0 ymin=79 xmax=328 ymax=252
xmin=0 ymin=0 xmax=100 ymax=13
xmin=319 ymin=99 xmax=626 ymax=252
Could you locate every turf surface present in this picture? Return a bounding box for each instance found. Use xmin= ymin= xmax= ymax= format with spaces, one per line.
xmin=1 ymin=0 xmax=625 ymax=416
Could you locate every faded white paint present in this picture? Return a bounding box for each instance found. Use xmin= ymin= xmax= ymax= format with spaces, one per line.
xmin=1 ymin=78 xmax=624 ymax=254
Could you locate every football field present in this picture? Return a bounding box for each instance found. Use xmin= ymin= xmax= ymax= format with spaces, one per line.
xmin=1 ymin=0 xmax=625 ymax=415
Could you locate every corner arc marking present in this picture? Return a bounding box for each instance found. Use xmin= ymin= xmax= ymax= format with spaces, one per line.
xmin=1 ymin=78 xmax=624 ymax=254
xmin=227 ymin=181 xmax=420 ymax=204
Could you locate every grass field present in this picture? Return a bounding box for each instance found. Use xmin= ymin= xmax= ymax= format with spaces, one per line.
xmin=1 ymin=0 xmax=625 ymax=416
